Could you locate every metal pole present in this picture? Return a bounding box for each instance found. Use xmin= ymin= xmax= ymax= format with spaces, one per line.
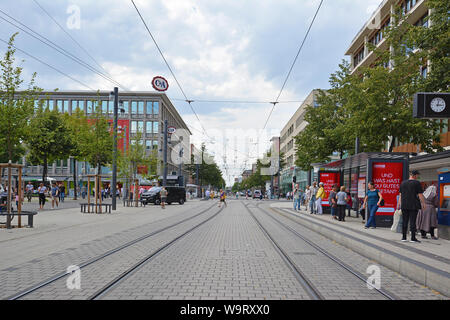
xmin=112 ymin=87 xmax=119 ymax=210
xmin=355 ymin=136 xmax=360 ymax=155
xmin=163 ymin=120 xmax=168 ymax=187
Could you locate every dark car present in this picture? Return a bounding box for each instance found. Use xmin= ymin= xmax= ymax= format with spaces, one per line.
xmin=141 ymin=186 xmax=186 ymax=205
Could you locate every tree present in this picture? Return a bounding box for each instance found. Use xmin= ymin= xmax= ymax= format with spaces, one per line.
xmin=0 ymin=33 xmax=40 ymax=163
xmin=186 ymin=144 xmax=225 ymax=189
xmin=26 ymin=106 xmax=75 ymax=183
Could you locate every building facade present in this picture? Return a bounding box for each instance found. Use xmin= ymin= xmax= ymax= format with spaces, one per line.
xmin=18 ymin=90 xmax=191 ymax=194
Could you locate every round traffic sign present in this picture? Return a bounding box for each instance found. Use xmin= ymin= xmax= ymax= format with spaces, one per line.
xmin=152 ymin=76 xmax=169 ymax=92
xmin=167 ymin=126 xmax=176 ymax=134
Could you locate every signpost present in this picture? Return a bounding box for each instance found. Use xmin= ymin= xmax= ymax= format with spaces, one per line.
xmin=152 ymin=76 xmax=169 ymax=92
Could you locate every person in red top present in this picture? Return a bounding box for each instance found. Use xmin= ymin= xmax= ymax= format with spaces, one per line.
xmin=346 ymin=192 xmax=353 ymax=217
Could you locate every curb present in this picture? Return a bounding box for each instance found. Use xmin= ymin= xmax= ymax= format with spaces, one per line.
xmin=277 ymin=208 xmax=450 ymax=298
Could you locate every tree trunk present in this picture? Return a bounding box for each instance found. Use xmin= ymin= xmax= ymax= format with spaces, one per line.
xmin=388 ymin=137 xmax=394 ymax=153
xmin=42 ymin=156 xmax=48 ymax=185
xmin=73 ymin=159 xmax=77 ymax=200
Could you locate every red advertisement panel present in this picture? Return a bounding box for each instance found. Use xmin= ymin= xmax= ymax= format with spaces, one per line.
xmin=319 ymin=172 xmax=340 ymax=207
xmin=372 ymin=162 xmax=403 ymax=216
xmin=87 ymin=119 xmax=130 ymax=153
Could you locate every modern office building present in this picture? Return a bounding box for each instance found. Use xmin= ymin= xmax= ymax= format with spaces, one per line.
xmin=17 ymin=90 xmax=191 ymax=195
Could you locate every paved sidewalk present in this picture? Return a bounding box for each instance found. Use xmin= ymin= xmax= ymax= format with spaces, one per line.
xmin=270 ymin=202 xmax=450 ymax=297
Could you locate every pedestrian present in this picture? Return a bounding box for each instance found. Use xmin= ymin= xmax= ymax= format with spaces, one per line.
xmin=160 ymin=187 xmax=168 ymax=209
xmin=218 ymin=189 xmax=227 ymax=208
xmin=398 ymin=170 xmax=426 ymax=243
xmin=205 ymin=189 xmax=210 ymax=200
xmin=59 ymin=183 xmax=65 ymax=202
xmin=309 ymin=182 xmax=318 ymax=214
xmin=37 ymin=183 xmax=47 ymax=210
xmin=337 ymin=186 xmax=348 ymax=222
xmin=81 ymin=184 xmax=86 ymax=199
xmin=15 ymin=188 xmax=20 ymax=210
xmin=25 ymin=182 xmax=34 ymax=202
xmin=346 ymin=192 xmax=353 ymax=217
xmin=315 ymin=182 xmax=326 ymax=214
xmin=51 ymin=183 xmax=59 ymax=209
xmin=305 ymin=186 xmax=311 ymax=211
xmin=293 ymin=185 xmax=301 ymax=211
xmin=363 ymin=181 xmax=383 ymax=230
xmin=236 ymin=192 xmax=239 ymax=199
xmin=329 ymin=184 xmax=338 ymax=220
xmin=416 ymin=184 xmax=439 ymax=240
xmin=139 ymin=186 xmax=145 ymax=200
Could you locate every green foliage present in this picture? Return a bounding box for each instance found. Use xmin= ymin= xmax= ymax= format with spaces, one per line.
xmin=186 ymin=144 xmax=225 ymax=189
xmin=0 ymin=33 xmax=40 ymax=163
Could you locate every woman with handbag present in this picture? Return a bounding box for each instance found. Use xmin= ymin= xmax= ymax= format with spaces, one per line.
xmin=363 ymin=182 xmax=383 ymax=229
xmin=416 ymin=185 xmax=439 ymax=240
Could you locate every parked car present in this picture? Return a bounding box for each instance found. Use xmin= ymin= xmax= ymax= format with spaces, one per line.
xmin=253 ymin=190 xmax=262 ymax=199
xmin=141 ymin=186 xmax=186 ymax=205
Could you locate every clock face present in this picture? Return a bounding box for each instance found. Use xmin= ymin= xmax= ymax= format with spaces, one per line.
xmin=430 ymin=97 xmax=446 ymax=113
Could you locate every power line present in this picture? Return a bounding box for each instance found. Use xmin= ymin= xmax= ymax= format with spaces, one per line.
xmin=171 ymin=98 xmax=305 ymax=104
xmin=0 ymin=37 xmax=96 ymax=90
xmin=0 ymin=9 xmax=128 ymax=90
xmin=32 ymin=0 xmax=115 ymax=84
xmin=262 ymin=0 xmax=324 ymax=130
xmin=130 ymin=0 xmax=211 ymax=140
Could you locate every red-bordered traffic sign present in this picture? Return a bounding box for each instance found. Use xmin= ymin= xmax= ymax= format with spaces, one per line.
xmin=152 ymin=76 xmax=169 ymax=92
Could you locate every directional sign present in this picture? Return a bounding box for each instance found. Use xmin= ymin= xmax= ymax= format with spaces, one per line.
xmin=152 ymin=76 xmax=169 ymax=92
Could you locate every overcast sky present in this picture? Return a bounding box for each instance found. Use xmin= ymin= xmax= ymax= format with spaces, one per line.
xmin=0 ymin=0 xmax=383 ymax=186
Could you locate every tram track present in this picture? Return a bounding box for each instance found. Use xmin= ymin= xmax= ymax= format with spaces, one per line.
xmin=252 ymin=202 xmax=398 ymax=300
xmin=8 ymin=202 xmax=221 ymax=300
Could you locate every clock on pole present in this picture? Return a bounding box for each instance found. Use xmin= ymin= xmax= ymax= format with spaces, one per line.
xmin=413 ymin=93 xmax=450 ymax=119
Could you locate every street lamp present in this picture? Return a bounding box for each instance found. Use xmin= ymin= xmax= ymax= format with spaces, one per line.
xmin=110 ymin=88 xmax=119 ymax=210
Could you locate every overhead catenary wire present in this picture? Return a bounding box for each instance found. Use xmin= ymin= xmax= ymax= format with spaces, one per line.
xmin=130 ymin=0 xmax=211 ymax=140
xmin=0 ymin=9 xmax=129 ymax=91
xmin=262 ymin=0 xmax=324 ymax=130
xmin=32 ymin=0 xmax=117 ymax=85
xmin=0 ymin=37 xmax=96 ymax=91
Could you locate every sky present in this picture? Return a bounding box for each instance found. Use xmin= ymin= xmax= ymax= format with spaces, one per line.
xmin=0 ymin=0 xmax=383 ymax=186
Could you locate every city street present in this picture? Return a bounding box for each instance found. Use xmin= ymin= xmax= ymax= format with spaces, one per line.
xmin=0 ymin=199 xmax=447 ymax=300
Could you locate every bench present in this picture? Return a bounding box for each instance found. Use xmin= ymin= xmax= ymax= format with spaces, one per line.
xmin=80 ymin=203 xmax=112 ymax=214
xmin=122 ymin=199 xmax=147 ymax=207
xmin=0 ymin=211 xmax=38 ymax=228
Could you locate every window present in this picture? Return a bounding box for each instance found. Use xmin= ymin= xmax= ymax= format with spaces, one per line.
xmin=353 ymin=47 xmax=365 ymax=67
xmin=131 ymin=101 xmax=138 ymax=114
xmin=122 ymin=101 xmax=129 ymax=115
xmin=136 ymin=121 xmax=144 ymax=133
xmin=131 ymin=121 xmax=137 ymax=133
xmin=137 ymin=101 xmax=144 ymax=115
xmin=87 ymin=101 xmax=93 ymax=113
xmin=62 ymin=159 xmax=68 ymax=168
xmin=108 ymin=101 xmax=114 ymax=115
xmin=146 ymin=140 xmax=152 ymax=150
xmin=153 ymin=121 xmax=159 ymax=134
xmin=56 ymin=100 xmax=63 ymax=112
xmin=153 ymin=101 xmax=159 ymax=115
xmin=102 ymin=101 xmax=108 ymax=114
xmin=146 ymin=121 xmax=153 ymax=134
xmin=415 ymin=13 xmax=428 ymax=28
xmin=153 ymin=141 xmax=158 ymax=150
xmin=421 ymin=66 xmax=428 ymax=78
xmin=146 ymin=101 xmax=153 ymax=114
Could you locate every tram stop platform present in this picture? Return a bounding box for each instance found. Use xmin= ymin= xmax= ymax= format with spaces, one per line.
xmin=270 ymin=202 xmax=450 ymax=298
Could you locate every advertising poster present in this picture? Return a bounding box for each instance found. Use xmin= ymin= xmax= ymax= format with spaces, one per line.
xmin=371 ymin=162 xmax=404 ymax=216
xmin=319 ymin=172 xmax=340 ymax=207
xmin=358 ymin=178 xmax=366 ymax=199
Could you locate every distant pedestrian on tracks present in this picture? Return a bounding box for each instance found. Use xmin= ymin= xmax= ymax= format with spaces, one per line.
xmin=309 ymin=182 xmax=318 ymax=214
xmin=416 ymin=184 xmax=439 ymax=240
xmin=329 ymin=184 xmax=338 ymax=220
xmin=398 ymin=170 xmax=425 ymax=243
xmin=218 ymin=189 xmax=227 ymax=208
xmin=160 ymin=187 xmax=168 ymax=209
xmin=315 ymin=182 xmax=326 ymax=215
xmin=337 ymin=186 xmax=348 ymax=222
xmin=363 ymin=181 xmax=383 ymax=230
xmin=37 ymin=183 xmax=47 ymax=210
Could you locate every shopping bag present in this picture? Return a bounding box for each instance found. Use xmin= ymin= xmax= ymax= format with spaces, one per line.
xmin=391 ymin=209 xmax=402 ymax=232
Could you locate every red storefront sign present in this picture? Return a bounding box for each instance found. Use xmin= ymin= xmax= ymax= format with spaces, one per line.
xmin=319 ymin=172 xmax=340 ymax=207
xmin=87 ymin=118 xmax=130 ymax=153
xmin=371 ymin=162 xmax=404 ymax=216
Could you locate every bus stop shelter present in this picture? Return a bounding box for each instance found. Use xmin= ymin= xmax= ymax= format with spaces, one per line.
xmin=315 ymin=152 xmax=410 ymax=227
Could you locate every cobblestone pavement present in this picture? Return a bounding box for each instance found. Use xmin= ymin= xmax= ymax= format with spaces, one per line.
xmin=1 ymin=199 xmax=447 ymax=300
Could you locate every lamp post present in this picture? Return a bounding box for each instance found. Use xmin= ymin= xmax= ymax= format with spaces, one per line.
xmin=110 ymin=88 xmax=125 ymax=210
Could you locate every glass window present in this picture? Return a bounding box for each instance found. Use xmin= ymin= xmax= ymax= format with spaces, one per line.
xmin=131 ymin=121 xmax=137 ymax=133
xmin=153 ymin=121 xmax=159 ymax=133
xmin=146 ymin=101 xmax=153 ymax=114
xmin=71 ymin=100 xmax=78 ymax=112
xmin=146 ymin=121 xmax=153 ymax=134
xmin=63 ymin=100 xmax=69 ymax=113
xmin=63 ymin=159 xmax=68 ymax=167
xmin=130 ymin=140 xmax=136 ymax=146
xmin=87 ymin=101 xmax=93 ymax=113
xmin=146 ymin=140 xmax=152 ymax=150
xmin=152 ymin=141 xmax=158 ymax=150
xmin=48 ymin=100 xmax=54 ymax=110
xmin=108 ymin=101 xmax=114 ymax=115
xmin=57 ymin=100 xmax=63 ymax=112
xmin=102 ymin=101 xmax=108 ymax=114
xmin=122 ymin=101 xmax=129 ymax=114
xmin=153 ymin=101 xmax=159 ymax=115
xmin=137 ymin=121 xmax=144 ymax=133
xmin=131 ymin=101 xmax=138 ymax=114
xmin=138 ymin=101 xmax=144 ymax=115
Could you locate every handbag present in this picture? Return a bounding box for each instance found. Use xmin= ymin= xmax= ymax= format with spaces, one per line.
xmin=380 ymin=198 xmax=385 ymax=206
xmin=391 ymin=209 xmax=402 ymax=232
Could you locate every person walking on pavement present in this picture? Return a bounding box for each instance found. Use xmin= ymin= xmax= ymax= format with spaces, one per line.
xmin=160 ymin=187 xmax=168 ymax=209
xmin=305 ymin=186 xmax=311 ymax=212
xmin=37 ymin=183 xmax=47 ymax=210
xmin=398 ymin=170 xmax=426 ymax=243
xmin=293 ymin=184 xmax=301 ymax=211
xmin=329 ymin=184 xmax=338 ymax=220
xmin=309 ymin=182 xmax=318 ymax=214
xmin=315 ymin=182 xmax=326 ymax=214
xmin=51 ymin=183 xmax=59 ymax=209
xmin=416 ymin=184 xmax=439 ymax=240
xmin=337 ymin=186 xmax=348 ymax=222
xmin=25 ymin=182 xmax=34 ymax=202
xmin=363 ymin=181 xmax=384 ymax=230
xmin=218 ymin=189 xmax=227 ymax=208
xmin=59 ymin=183 xmax=65 ymax=202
